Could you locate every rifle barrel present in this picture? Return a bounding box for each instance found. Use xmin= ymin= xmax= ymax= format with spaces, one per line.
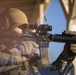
xmin=49 ymin=34 xmax=76 ymax=43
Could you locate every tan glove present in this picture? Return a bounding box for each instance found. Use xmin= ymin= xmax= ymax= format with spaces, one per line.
xmin=70 ymin=43 xmax=76 ymax=54
xmin=16 ymin=40 xmax=40 ymax=57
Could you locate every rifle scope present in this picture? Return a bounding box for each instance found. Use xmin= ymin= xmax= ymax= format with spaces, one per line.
xmin=18 ymin=24 xmax=52 ymax=31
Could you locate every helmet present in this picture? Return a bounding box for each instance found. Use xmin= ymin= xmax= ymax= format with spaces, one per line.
xmin=0 ymin=8 xmax=28 ymax=30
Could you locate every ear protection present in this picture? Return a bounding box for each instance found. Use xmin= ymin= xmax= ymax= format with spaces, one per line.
xmin=0 ymin=9 xmax=10 ymax=30
xmin=3 ymin=13 xmax=10 ymax=29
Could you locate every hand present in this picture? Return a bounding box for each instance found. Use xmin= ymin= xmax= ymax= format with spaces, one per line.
xmin=70 ymin=43 xmax=76 ymax=54
xmin=16 ymin=40 xmax=40 ymax=57
xmin=62 ymin=43 xmax=76 ymax=58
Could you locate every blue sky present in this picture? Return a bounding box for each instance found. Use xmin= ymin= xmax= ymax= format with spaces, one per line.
xmin=44 ymin=0 xmax=66 ymax=62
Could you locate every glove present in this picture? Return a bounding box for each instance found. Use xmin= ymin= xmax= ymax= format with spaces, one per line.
xmin=62 ymin=43 xmax=76 ymax=58
xmin=16 ymin=40 xmax=40 ymax=57
xmin=70 ymin=43 xmax=76 ymax=55
xmin=64 ymin=30 xmax=76 ymax=55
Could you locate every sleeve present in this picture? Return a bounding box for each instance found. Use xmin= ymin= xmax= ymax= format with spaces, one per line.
xmin=0 ymin=51 xmax=27 ymax=73
xmin=0 ymin=50 xmax=25 ymax=66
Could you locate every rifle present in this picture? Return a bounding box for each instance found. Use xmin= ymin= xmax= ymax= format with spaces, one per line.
xmin=18 ymin=24 xmax=76 ymax=75
xmin=0 ymin=23 xmax=76 ymax=43
xmin=18 ymin=23 xmax=76 ymax=43
xmin=0 ymin=24 xmax=76 ymax=74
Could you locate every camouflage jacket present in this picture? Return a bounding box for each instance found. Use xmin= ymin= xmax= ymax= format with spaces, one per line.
xmin=0 ymin=37 xmax=39 ymax=75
